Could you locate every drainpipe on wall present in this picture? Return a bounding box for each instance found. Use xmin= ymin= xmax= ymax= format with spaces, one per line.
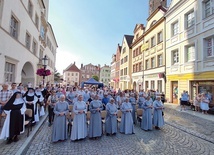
xmin=164 ymin=16 xmax=167 ymax=101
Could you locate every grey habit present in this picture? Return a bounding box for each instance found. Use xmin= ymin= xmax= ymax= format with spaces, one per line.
xmin=89 ymin=100 xmax=103 ymax=138
xmin=52 ymin=101 xmax=69 ymax=142
xmin=141 ymin=99 xmax=153 ymax=130
xmin=153 ymin=100 xmax=164 ymax=128
xmin=70 ymin=101 xmax=87 ymax=141
xmin=105 ymin=102 xmax=118 ymax=134
xmin=120 ymin=101 xmax=134 ymax=134
xmin=138 ymin=96 xmax=145 ymax=108
xmin=129 ymin=97 xmax=136 ymax=124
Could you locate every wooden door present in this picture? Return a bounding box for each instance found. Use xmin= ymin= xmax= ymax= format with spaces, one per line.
xmin=172 ymin=81 xmax=178 ymax=104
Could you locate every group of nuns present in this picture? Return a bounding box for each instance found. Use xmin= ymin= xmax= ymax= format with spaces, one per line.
xmin=0 ymin=87 xmax=46 ymax=144
xmin=51 ymin=93 xmax=165 ymax=143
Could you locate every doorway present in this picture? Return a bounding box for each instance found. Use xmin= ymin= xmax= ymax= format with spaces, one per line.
xmin=171 ymin=81 xmax=178 ymax=104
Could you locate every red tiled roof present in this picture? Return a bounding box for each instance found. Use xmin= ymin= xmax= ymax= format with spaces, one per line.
xmin=64 ymin=63 xmax=80 ymax=72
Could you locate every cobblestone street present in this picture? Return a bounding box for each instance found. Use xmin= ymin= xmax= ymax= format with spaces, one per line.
xmin=24 ymin=105 xmax=214 ymax=155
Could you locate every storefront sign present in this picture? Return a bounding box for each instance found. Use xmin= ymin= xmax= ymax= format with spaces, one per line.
xmin=198 ymin=81 xmax=214 ymax=85
xmin=144 ymin=74 xmax=158 ymax=79
xmin=141 ymin=42 xmax=149 ymax=51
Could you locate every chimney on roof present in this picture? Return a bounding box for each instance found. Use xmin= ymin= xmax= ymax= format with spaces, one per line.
xmin=81 ymin=63 xmax=83 ymax=68
xmin=74 ymin=61 xmax=75 ymax=65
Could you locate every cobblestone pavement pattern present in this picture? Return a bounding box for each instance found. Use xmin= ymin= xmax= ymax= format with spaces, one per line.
xmin=24 ymin=106 xmax=214 ymax=155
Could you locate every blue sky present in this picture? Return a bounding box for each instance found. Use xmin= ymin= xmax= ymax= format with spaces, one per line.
xmin=49 ymin=0 xmax=170 ymax=74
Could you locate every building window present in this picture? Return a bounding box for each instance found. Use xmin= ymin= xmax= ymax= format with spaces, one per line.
xmin=124 ymin=67 xmax=127 ymax=75
xmin=28 ymin=0 xmax=33 ymax=17
xmin=145 ymin=81 xmax=149 ymax=90
xmin=205 ymin=37 xmax=214 ymax=57
xmin=172 ymin=21 xmax=179 ymax=36
xmin=121 ymin=58 xmax=123 ymax=64
xmin=139 ymin=46 xmax=142 ymax=54
xmin=172 ymin=49 xmax=179 ymax=65
xmin=204 ymin=0 xmax=213 ymax=18
xmin=157 ymin=80 xmax=162 ymax=93
xmin=186 ymin=10 xmax=194 ymax=28
xmin=72 ymin=73 xmax=74 ymax=76
xmin=35 ymin=14 xmax=39 ymax=28
xmin=133 ymin=65 xmax=136 ymax=73
xmin=0 ymin=0 xmax=3 ymax=21
xmin=145 ymin=59 xmax=149 ymax=70
xmin=136 ymin=64 xmax=139 ymax=72
xmin=151 ymin=36 xmax=156 ymax=47
xmin=39 ymin=48 xmax=43 ymax=63
xmin=151 ymin=57 xmax=155 ymax=68
xmin=151 ymin=81 xmax=155 ymax=90
xmin=139 ymin=62 xmax=142 ymax=71
xmin=4 ymin=62 xmax=15 ymax=83
xmin=158 ymin=54 xmax=163 ymax=67
xmin=123 ymin=47 xmax=126 ymax=53
xmin=133 ymin=50 xmax=136 ymax=58
xmin=10 ymin=16 xmax=18 ymax=39
xmin=136 ymin=33 xmax=139 ymax=39
xmin=25 ymin=32 xmax=31 ymax=50
xmin=120 ymin=69 xmax=123 ymax=76
xmin=76 ymin=73 xmax=78 ymax=76
xmin=136 ymin=48 xmax=139 ymax=56
xmin=124 ymin=56 xmax=128 ymax=62
xmin=186 ymin=45 xmax=195 ymax=62
xmin=32 ymin=40 xmax=37 ymax=55
xmin=157 ymin=31 xmax=163 ymax=43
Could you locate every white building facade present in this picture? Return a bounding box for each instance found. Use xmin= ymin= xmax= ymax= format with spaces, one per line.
xmin=165 ymin=0 xmax=214 ymax=104
xmin=0 ymin=0 xmax=57 ymax=87
xmin=100 ymin=64 xmax=111 ymax=86
xmin=63 ymin=62 xmax=80 ymax=87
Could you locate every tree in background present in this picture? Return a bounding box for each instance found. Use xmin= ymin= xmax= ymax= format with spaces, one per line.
xmin=92 ymin=75 xmax=99 ymax=82
xmin=54 ymin=68 xmax=61 ymax=83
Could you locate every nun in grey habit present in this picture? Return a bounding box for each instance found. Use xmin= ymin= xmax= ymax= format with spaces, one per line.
xmin=52 ymin=95 xmax=69 ymax=143
xmin=120 ymin=98 xmax=134 ymax=134
xmin=70 ymin=95 xmax=87 ymax=141
xmin=105 ymin=98 xmax=118 ymax=136
xmin=141 ymin=96 xmax=153 ymax=131
xmin=153 ymin=96 xmax=164 ymax=129
xmin=89 ymin=94 xmax=103 ymax=139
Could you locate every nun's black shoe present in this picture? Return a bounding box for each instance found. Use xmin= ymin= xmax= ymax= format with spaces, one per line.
xmin=13 ymin=136 xmax=19 ymax=142
xmin=155 ymin=126 xmax=160 ymax=130
xmin=6 ymin=138 xmax=13 ymax=144
xmin=106 ymin=133 xmax=110 ymax=136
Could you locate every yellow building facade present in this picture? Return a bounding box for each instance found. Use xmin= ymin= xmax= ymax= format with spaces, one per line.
xmin=165 ymin=0 xmax=214 ymax=104
xmin=142 ymin=6 xmax=166 ymax=93
xmin=119 ymin=35 xmax=134 ymax=90
xmin=131 ymin=24 xmax=145 ymax=92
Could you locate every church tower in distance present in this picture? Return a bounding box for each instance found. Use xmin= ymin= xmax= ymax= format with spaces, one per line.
xmin=149 ymin=0 xmax=167 ymax=15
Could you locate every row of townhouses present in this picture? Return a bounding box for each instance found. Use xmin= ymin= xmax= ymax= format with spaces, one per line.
xmin=110 ymin=0 xmax=214 ymax=104
xmin=0 ymin=0 xmax=58 ymax=87
xmin=63 ymin=63 xmax=111 ymax=87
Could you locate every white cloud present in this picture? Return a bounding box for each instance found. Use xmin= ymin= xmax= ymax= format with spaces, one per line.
xmin=55 ymin=50 xmax=81 ymax=74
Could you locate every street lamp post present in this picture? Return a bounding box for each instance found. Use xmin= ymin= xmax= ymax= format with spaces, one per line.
xmin=42 ymin=55 xmax=48 ymax=85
